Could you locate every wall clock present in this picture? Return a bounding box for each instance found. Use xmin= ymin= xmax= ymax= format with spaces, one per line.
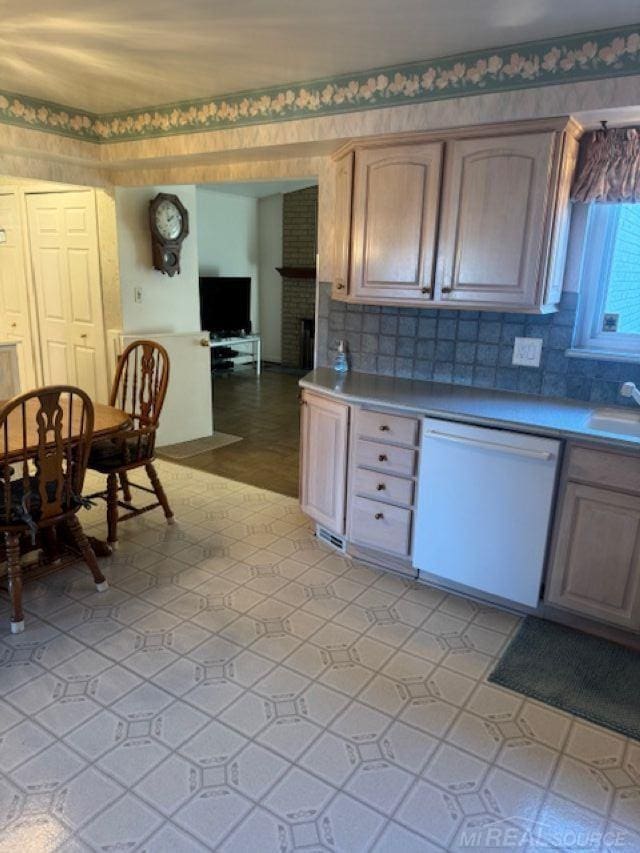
xmin=149 ymin=192 xmax=189 ymax=276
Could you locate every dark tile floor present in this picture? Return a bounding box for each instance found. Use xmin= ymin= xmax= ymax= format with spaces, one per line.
xmin=159 ymin=366 xmax=302 ymax=498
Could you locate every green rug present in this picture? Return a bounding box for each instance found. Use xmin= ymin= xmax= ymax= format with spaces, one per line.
xmin=489 ymin=616 xmax=640 ymax=741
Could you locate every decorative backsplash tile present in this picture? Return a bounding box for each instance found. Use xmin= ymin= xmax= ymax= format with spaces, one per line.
xmin=316 ymin=285 xmax=640 ymax=406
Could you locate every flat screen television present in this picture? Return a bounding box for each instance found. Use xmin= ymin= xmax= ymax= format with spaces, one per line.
xmin=199 ymin=276 xmax=251 ymax=337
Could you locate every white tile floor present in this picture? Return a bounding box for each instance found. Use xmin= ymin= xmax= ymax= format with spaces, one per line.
xmin=0 ymin=460 xmax=638 ymax=852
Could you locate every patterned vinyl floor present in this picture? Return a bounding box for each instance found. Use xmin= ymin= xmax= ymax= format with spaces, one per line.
xmin=0 ymin=461 xmax=638 ymax=852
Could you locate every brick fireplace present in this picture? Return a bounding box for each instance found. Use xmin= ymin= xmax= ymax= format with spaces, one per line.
xmin=281 ymin=186 xmax=318 ymax=368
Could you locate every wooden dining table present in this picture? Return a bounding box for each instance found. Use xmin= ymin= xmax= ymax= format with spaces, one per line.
xmin=0 ymin=398 xmax=130 ymax=558
xmin=0 ymin=399 xmax=129 ymax=458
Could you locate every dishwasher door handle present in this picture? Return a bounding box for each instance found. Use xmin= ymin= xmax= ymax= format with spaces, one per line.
xmin=426 ymin=430 xmax=555 ymax=462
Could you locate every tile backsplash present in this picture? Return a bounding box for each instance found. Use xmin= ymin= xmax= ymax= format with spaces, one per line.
xmin=316 ymin=284 xmax=639 ymax=406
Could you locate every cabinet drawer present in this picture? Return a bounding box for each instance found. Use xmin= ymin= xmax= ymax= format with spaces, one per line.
xmin=353 ymin=467 xmax=415 ymax=506
xmin=350 ymin=496 xmax=412 ymax=556
xmin=567 ymin=445 xmax=640 ymax=496
xmin=355 ymin=439 xmax=416 ymax=476
xmin=357 ymin=410 xmax=418 ymax=446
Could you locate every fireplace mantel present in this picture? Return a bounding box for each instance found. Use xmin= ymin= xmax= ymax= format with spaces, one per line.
xmin=276 ymin=266 xmax=316 ymax=280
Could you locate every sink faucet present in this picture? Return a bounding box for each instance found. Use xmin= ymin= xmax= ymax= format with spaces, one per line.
xmin=620 ymin=382 xmax=640 ymax=406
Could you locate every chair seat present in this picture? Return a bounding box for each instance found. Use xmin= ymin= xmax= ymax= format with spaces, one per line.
xmin=0 ymin=478 xmax=79 ymax=527
xmin=88 ymin=435 xmax=151 ymax=472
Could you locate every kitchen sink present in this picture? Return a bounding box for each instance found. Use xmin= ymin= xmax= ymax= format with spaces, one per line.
xmin=588 ymin=407 xmax=640 ymax=437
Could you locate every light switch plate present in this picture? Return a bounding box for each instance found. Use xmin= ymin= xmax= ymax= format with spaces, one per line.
xmin=134 ymin=287 xmax=143 ymax=304
xmin=512 ymin=336 xmax=543 ymax=367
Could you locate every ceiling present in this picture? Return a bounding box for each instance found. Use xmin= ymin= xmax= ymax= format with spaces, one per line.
xmin=198 ymin=180 xmax=317 ymax=199
xmin=3 ymin=0 xmax=640 ymax=114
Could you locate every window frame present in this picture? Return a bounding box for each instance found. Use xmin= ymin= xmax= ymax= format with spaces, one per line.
xmin=573 ymin=202 xmax=640 ymax=361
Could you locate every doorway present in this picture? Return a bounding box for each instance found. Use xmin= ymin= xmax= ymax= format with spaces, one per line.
xmin=157 ymin=179 xmax=318 ymax=498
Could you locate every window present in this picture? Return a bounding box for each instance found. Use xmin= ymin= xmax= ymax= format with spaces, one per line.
xmin=574 ymin=203 xmax=640 ymax=359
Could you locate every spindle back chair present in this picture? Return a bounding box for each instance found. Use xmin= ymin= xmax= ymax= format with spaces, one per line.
xmin=88 ymin=340 xmax=173 ymax=547
xmin=0 ymin=386 xmax=108 ymax=633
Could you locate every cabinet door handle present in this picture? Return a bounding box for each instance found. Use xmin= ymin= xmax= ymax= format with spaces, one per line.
xmin=420 ymin=287 xmax=431 ymax=294
xmin=376 ymin=483 xmax=385 ymax=491
xmin=441 ymin=287 xmax=452 ymax=294
xmin=379 ymin=425 xmax=390 ymax=432
xmin=335 ymin=280 xmax=345 ymax=290
xmin=374 ymin=512 xmax=384 ymax=520
xmin=378 ymin=454 xmax=387 ymax=462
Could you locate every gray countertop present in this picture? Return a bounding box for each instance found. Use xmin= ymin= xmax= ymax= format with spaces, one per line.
xmin=300 ymin=368 xmax=640 ymax=451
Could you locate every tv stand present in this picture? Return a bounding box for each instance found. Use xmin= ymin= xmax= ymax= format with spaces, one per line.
xmin=209 ymin=334 xmax=261 ymax=375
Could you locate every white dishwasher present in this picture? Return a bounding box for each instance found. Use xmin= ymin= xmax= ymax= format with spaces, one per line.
xmin=413 ymin=418 xmax=560 ymax=607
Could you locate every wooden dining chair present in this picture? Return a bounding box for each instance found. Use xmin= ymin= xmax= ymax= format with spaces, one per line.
xmin=88 ymin=340 xmax=173 ymax=548
xmin=0 ymin=386 xmax=108 ymax=634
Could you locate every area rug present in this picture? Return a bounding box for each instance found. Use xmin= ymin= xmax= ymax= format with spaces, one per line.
xmin=157 ymin=432 xmax=242 ymax=459
xmin=489 ymin=616 xmax=640 ymax=741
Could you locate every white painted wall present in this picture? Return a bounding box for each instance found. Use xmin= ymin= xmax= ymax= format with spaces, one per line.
xmin=258 ymin=193 xmax=283 ymax=362
xmin=196 ymin=188 xmax=259 ymax=331
xmin=115 ymin=184 xmax=200 ymax=333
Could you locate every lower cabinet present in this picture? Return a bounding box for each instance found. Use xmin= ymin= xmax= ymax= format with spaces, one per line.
xmin=545 ymin=447 xmax=640 ymax=630
xmin=299 ymin=390 xmax=349 ymax=534
xmin=299 ymin=392 xmax=419 ymax=575
xmin=346 ymin=406 xmax=419 ymax=568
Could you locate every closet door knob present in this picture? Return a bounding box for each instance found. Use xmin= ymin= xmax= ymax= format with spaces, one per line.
xmin=376 ymin=483 xmax=385 ymax=491
xmin=374 ymin=512 xmax=384 ymax=520
xmin=379 ymin=425 xmax=390 ymax=432
xmin=378 ymin=454 xmax=387 ymax=462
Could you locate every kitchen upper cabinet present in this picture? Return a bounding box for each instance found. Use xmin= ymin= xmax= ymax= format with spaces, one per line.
xmin=545 ymin=445 xmax=640 ymax=630
xmin=349 ymin=142 xmax=443 ymax=302
xmin=332 ymin=118 xmax=579 ymax=312
xmin=332 ymin=152 xmax=353 ymax=299
xmin=436 ymin=132 xmax=555 ymax=308
xmin=299 ymin=390 xmax=349 ymax=534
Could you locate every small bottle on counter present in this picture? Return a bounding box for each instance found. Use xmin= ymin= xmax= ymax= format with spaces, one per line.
xmin=333 ymin=340 xmax=349 ymax=373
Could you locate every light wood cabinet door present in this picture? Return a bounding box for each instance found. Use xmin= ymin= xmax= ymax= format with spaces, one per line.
xmin=436 ymin=132 xmax=555 ymax=307
xmin=546 ymin=483 xmax=640 ymax=629
xmin=299 ymin=391 xmax=349 ymax=534
xmin=350 ymin=142 xmax=443 ymax=302
xmin=332 ymin=152 xmax=353 ymax=298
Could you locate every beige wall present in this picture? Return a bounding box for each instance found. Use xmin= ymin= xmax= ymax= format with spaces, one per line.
xmin=115 ymin=184 xmax=200 ymax=334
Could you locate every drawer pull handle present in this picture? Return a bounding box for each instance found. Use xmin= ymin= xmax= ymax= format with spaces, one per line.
xmin=379 ymin=425 xmax=390 ymax=432
xmin=374 ymin=512 xmax=384 ymax=520
xmin=378 ymin=454 xmax=387 ymax=462
xmin=376 ymin=483 xmax=385 ymax=491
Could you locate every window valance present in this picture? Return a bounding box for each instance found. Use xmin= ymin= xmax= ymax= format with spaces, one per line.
xmin=572 ymin=126 xmax=640 ymax=203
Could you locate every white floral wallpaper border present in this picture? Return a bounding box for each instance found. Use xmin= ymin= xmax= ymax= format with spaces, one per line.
xmin=2 ymin=24 xmax=640 ymax=143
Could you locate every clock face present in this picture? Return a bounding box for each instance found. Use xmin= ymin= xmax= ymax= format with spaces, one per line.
xmin=155 ymin=199 xmax=183 ymax=240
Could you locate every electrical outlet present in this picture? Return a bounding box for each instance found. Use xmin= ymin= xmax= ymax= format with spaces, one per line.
xmin=134 ymin=287 xmax=143 ymax=304
xmin=512 ymin=336 xmax=543 ymax=368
